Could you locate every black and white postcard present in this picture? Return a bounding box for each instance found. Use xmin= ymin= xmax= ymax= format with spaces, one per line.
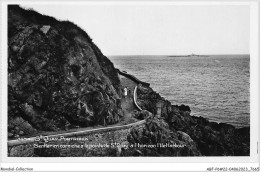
xmin=1 ymin=0 xmax=259 ymax=171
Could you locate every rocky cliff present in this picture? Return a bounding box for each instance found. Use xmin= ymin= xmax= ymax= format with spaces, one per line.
xmin=131 ymin=85 xmax=250 ymax=156
xmin=8 ymin=5 xmax=123 ymax=138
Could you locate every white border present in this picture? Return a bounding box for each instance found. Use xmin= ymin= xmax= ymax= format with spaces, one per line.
xmin=0 ymin=162 xmax=259 ymax=171
xmin=1 ymin=0 xmax=259 ymax=169
xmin=249 ymin=0 xmax=260 ymax=165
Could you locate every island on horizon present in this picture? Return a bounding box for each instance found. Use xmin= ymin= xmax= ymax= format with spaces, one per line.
xmin=168 ymin=53 xmax=209 ymax=57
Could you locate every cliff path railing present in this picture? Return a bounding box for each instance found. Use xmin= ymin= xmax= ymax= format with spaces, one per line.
xmin=134 ymin=86 xmax=142 ymax=111
xmin=8 ymin=119 xmax=146 ymax=147
xmin=117 ymin=69 xmax=150 ymax=87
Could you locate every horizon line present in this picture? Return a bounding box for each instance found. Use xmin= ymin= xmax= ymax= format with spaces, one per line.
xmin=107 ymin=53 xmax=250 ymax=57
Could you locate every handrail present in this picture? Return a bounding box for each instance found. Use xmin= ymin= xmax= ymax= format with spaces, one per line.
xmin=8 ymin=119 xmax=146 ymax=147
xmin=117 ymin=69 xmax=150 ymax=87
xmin=133 ymin=86 xmax=142 ymax=111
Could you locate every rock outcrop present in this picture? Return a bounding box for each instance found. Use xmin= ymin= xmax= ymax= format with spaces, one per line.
xmin=8 ymin=5 xmax=123 ymax=138
xmin=135 ymin=84 xmax=250 ymax=156
xmin=124 ymin=117 xmax=201 ymax=156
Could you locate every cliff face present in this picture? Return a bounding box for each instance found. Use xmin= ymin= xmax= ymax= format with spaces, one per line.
xmin=125 ymin=116 xmax=201 ymax=156
xmin=134 ymin=85 xmax=250 ymax=156
xmin=8 ymin=5 xmax=123 ymax=138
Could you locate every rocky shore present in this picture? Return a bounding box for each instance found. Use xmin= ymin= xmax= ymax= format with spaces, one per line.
xmin=8 ymin=5 xmax=249 ymax=157
xmin=126 ymin=85 xmax=250 ymax=156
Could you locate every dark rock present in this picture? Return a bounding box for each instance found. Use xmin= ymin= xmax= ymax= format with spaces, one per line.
xmin=177 ymin=131 xmax=193 ymax=143
xmin=133 ymin=150 xmax=143 ymax=156
xmin=125 ymin=117 xmax=201 ymax=156
xmin=8 ymin=5 xmax=123 ymax=137
xmin=34 ymin=146 xmax=60 ymax=157
xmin=236 ymin=127 xmax=250 ymax=136
xmin=8 ymin=132 xmax=14 ymax=138
xmin=18 ymin=130 xmax=24 ymax=135
xmin=209 ymin=121 xmax=219 ymax=130
xmin=133 ymin=110 xmax=153 ymax=120
xmin=179 ymin=104 xmax=191 ymax=112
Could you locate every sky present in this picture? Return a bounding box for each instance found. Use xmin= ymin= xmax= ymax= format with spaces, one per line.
xmin=21 ymin=3 xmax=250 ymax=56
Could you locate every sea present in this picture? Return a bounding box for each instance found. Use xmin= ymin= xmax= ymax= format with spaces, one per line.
xmin=109 ymin=55 xmax=250 ymax=128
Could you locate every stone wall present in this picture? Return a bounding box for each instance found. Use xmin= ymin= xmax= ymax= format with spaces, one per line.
xmin=8 ymin=120 xmax=146 ymax=157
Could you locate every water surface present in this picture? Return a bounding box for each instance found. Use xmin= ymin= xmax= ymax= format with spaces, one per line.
xmin=109 ymin=55 xmax=250 ymax=127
